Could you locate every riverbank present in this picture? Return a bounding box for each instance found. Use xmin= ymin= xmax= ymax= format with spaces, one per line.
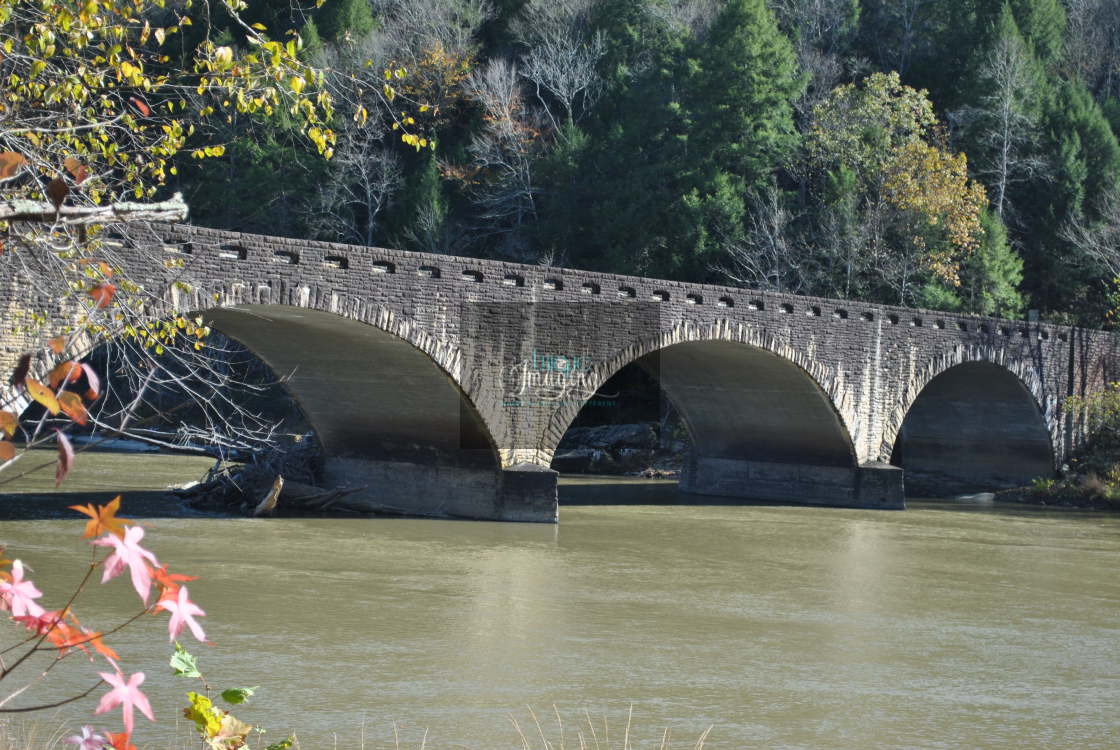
xmin=992 ymin=429 xmax=1120 ymax=511
xmin=996 ymin=480 xmax=1120 ymax=510
xmin=551 ymin=422 xmax=687 ymax=477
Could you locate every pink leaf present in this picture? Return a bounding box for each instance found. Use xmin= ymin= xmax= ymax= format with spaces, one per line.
xmin=55 ymin=430 xmax=74 ymax=486
xmin=81 ymin=362 xmax=101 ymax=400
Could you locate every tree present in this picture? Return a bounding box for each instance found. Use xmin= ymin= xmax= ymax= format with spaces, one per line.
xmin=305 ymin=123 xmax=403 ymax=246
xmin=922 ymin=209 xmax=1025 ymax=315
xmin=773 ymin=0 xmax=859 ymax=139
xmin=952 ymin=4 xmax=1047 ymax=222
xmin=1013 ymin=78 xmax=1120 ymax=314
xmin=552 ymin=0 xmax=804 ymax=280
xmin=1105 ymin=97 xmax=1120 ymax=136
xmin=808 ymin=72 xmax=988 ymax=305
xmin=465 ymin=59 xmax=543 ymax=257
xmin=1060 ymin=186 xmax=1120 ymax=279
xmin=315 ymin=0 xmax=374 ymax=44
xmin=689 ymin=0 xmax=804 ymax=190
xmin=856 ymin=0 xmax=942 ymax=79
xmin=513 ymin=0 xmax=606 ymax=129
xmin=716 ymin=185 xmax=813 ymax=293
xmin=1063 ymin=0 xmax=1120 ymax=98
xmin=1004 ymin=0 xmax=1066 ymax=66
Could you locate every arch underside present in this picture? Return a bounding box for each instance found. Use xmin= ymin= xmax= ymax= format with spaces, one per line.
xmin=203 ymin=305 xmax=556 ymax=521
xmin=205 ymin=305 xmax=495 ymax=467
xmin=638 ymin=340 xmax=855 ymax=466
xmin=891 ymin=362 xmax=1055 ymax=495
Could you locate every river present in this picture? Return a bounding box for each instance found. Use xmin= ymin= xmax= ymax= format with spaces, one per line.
xmin=1 ymin=453 xmax=1118 ymax=749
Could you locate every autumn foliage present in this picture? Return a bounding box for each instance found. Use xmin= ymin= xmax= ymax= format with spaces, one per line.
xmin=0 ymin=495 xmax=284 ymax=749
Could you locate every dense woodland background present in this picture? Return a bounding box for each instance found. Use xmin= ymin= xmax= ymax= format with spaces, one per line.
xmin=170 ymin=0 xmax=1120 ymax=325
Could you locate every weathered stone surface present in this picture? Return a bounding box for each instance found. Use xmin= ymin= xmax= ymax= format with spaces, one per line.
xmin=3 ymin=223 xmax=1118 ymax=520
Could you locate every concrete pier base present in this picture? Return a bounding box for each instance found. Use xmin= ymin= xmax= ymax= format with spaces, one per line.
xmin=323 ymin=458 xmax=558 ymax=522
xmin=679 ymin=456 xmax=905 ymax=509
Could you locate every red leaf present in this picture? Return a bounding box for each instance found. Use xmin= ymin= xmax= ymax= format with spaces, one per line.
xmin=48 ymin=360 xmax=82 ymax=390
xmin=10 ymin=353 xmax=30 ymax=387
xmin=106 ymin=732 xmax=137 ymax=750
xmin=58 ymin=391 xmax=88 ymax=426
xmin=46 ymin=177 xmax=69 ymax=209
xmin=129 ymin=96 xmax=151 ymax=116
xmin=47 ymin=336 xmax=66 ymax=355
xmin=55 ymin=430 xmax=74 ymax=486
xmin=0 ymin=152 xmax=27 ymax=179
xmin=0 ymin=441 xmax=14 ymax=462
xmin=89 ymin=283 xmax=116 ymax=308
xmin=63 ymin=157 xmax=88 ymax=185
xmin=81 ymin=363 xmax=101 ymax=401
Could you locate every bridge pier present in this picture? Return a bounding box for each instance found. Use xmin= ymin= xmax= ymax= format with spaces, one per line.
xmin=321 ymin=458 xmax=558 ymax=522
xmin=679 ymin=456 xmax=904 ymax=510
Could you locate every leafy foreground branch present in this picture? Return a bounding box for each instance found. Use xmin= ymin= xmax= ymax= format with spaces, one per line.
xmin=0 ymin=496 xmax=295 ymax=750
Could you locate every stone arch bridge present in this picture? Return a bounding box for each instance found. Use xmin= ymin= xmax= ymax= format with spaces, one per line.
xmin=4 ymin=224 xmax=1119 ymax=522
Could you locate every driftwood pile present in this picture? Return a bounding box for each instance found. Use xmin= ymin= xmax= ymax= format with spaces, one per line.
xmin=171 ymin=438 xmax=370 ymax=516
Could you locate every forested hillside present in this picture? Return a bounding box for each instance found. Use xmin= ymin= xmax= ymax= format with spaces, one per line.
xmin=173 ymin=0 xmax=1120 ymax=325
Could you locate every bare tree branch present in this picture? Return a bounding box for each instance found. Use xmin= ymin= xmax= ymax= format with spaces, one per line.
xmin=0 ymin=195 xmax=188 ymax=225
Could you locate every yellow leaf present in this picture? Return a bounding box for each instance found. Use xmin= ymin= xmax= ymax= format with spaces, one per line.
xmin=0 ymin=411 xmax=16 ymax=438
xmin=25 ymin=379 xmax=60 ymax=416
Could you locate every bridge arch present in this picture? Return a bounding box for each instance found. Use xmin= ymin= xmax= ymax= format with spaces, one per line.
xmin=884 ymin=349 xmax=1058 ymax=495
xmin=542 ymin=319 xmax=860 ymax=461
xmin=72 ymin=278 xmax=556 ymax=519
xmin=200 ymin=304 xmax=500 ymax=470
xmin=90 ymin=277 xmax=504 ymax=467
xmin=539 ymin=320 xmax=900 ymax=507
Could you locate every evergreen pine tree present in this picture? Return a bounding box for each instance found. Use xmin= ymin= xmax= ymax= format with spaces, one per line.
xmin=299 ymin=19 xmax=323 ymax=61
xmin=315 ymin=0 xmax=374 ymax=44
xmin=1013 ymin=80 xmax=1120 ymax=313
xmin=689 ymin=0 xmax=804 ymax=190
xmin=1007 ymin=0 xmax=1066 ymax=65
xmin=960 ymin=210 xmax=1025 ymax=316
xmin=1104 ymin=98 xmax=1120 ymax=140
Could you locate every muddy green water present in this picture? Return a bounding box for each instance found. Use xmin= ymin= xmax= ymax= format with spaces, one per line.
xmin=1 ymin=453 xmax=1118 ymax=749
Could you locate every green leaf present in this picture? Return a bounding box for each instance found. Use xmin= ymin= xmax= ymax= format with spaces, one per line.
xmin=265 ymin=738 xmax=295 ymax=750
xmin=171 ymin=641 xmax=202 ymax=678
xmin=220 ymin=686 xmax=259 ymax=705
